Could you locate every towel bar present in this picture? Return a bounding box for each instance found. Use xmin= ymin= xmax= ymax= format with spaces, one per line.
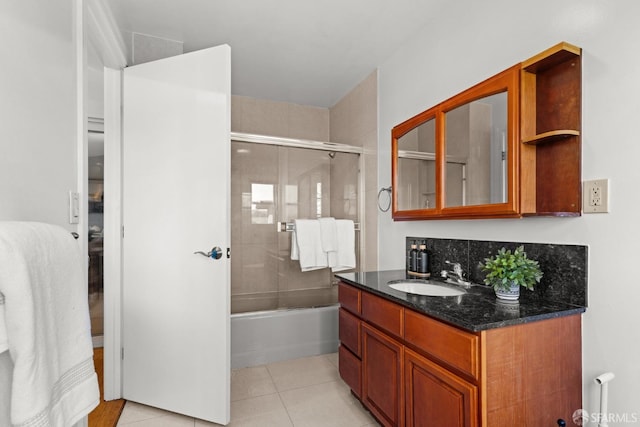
xmin=277 ymin=221 xmax=360 ymax=232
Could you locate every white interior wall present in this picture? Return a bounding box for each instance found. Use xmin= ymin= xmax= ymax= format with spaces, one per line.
xmin=377 ymin=0 xmax=640 ymax=419
xmin=87 ymin=41 xmax=105 ymax=119
xmin=0 ymin=1 xmax=77 ymax=229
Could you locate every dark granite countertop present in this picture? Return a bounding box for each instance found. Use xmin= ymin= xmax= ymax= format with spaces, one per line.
xmin=335 ymin=270 xmax=586 ymax=333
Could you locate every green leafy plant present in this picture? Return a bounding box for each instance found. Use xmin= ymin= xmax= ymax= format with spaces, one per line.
xmin=479 ymin=246 xmax=543 ymax=291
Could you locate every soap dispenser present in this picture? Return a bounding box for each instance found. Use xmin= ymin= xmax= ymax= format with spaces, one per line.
xmin=418 ymin=240 xmax=429 ymax=274
xmin=409 ymin=241 xmax=418 ymax=273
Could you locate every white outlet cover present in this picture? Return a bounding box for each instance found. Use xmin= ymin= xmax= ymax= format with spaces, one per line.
xmin=583 ymin=179 xmax=609 ymax=213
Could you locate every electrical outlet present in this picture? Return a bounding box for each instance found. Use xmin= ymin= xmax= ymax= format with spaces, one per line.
xmin=583 ymin=179 xmax=609 ymax=213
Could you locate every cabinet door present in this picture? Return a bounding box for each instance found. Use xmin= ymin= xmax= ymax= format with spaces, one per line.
xmin=405 ymin=348 xmax=478 ymax=427
xmin=362 ymin=323 xmax=404 ymax=427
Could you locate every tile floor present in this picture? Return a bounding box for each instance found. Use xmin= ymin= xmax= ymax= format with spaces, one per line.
xmin=116 ymin=353 xmax=379 ymax=426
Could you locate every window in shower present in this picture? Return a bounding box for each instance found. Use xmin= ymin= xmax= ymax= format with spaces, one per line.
xmin=250 ymin=183 xmax=275 ymax=224
xmin=231 ymin=140 xmax=360 ymax=314
xmin=316 ymin=183 xmax=322 ymax=218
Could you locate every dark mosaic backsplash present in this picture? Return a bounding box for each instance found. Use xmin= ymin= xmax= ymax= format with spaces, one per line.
xmin=406 ymin=237 xmax=588 ymax=307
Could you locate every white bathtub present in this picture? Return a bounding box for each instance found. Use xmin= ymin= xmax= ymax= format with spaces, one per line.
xmin=231 ymin=304 xmax=339 ymax=369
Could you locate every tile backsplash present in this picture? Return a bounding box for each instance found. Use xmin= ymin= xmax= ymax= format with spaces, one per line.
xmin=406 ymin=237 xmax=588 ymax=307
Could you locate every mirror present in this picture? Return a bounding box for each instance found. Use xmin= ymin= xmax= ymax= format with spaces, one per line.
xmin=396 ymin=117 xmax=436 ymax=210
xmin=392 ymin=65 xmax=519 ymax=220
xmin=444 ymin=91 xmax=507 ymax=208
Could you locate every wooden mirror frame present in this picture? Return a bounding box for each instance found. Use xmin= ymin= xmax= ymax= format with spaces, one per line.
xmin=392 ymin=64 xmax=520 ymax=220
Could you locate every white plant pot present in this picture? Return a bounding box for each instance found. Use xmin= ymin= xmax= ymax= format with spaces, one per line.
xmin=495 ymin=282 xmax=520 ymax=301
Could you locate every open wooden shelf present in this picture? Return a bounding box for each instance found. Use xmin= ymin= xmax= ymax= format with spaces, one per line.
xmin=520 ymin=42 xmax=582 ymax=216
xmin=522 ymin=129 xmax=580 ymax=145
xmin=521 ymin=42 xmax=581 ymax=73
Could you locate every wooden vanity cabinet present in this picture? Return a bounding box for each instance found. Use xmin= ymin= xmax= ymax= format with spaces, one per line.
xmin=338 ymin=281 xmax=582 ymax=427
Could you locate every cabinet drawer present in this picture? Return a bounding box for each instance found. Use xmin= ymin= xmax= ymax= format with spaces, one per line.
xmin=339 ymin=308 xmax=361 ymax=357
xmin=362 ymin=291 xmax=403 ymax=338
xmin=404 ymin=310 xmax=479 ymax=380
xmin=338 ymin=345 xmax=362 ymax=398
xmin=339 ymin=282 xmax=361 ymax=315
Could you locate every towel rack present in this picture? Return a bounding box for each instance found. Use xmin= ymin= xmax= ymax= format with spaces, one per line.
xmin=277 ymin=221 xmax=360 ymax=233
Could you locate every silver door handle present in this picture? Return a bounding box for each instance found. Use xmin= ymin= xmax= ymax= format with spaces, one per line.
xmin=194 ymin=246 xmax=223 ymax=260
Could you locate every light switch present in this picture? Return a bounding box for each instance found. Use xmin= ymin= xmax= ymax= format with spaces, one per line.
xmin=69 ymin=191 xmax=80 ymax=224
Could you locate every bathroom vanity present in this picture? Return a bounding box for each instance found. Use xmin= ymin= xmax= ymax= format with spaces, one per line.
xmin=336 ymin=270 xmax=585 ymax=427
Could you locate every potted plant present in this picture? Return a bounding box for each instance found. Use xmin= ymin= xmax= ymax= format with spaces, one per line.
xmin=479 ymin=245 xmax=543 ymax=301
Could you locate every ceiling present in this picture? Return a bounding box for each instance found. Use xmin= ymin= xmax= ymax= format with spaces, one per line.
xmin=109 ymin=0 xmax=442 ymax=108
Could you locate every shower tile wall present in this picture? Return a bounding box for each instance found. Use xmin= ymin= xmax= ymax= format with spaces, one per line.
xmin=329 ymin=70 xmax=378 ymax=271
xmin=232 ymin=95 xmax=329 ymax=141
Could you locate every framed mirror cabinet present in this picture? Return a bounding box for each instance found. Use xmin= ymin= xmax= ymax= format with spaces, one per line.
xmin=391 ymin=42 xmax=581 ymax=220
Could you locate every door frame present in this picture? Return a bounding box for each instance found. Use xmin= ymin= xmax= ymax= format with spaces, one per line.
xmin=102 ymin=68 xmax=123 ymax=400
xmin=81 ymin=0 xmax=128 ymax=401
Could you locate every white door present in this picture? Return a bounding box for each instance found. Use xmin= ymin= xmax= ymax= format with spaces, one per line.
xmin=122 ymin=45 xmax=231 ymax=424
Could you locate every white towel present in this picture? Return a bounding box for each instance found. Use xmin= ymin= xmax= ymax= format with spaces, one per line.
xmin=332 ymin=220 xmax=356 ymax=272
xmin=290 ymin=219 xmax=327 ymax=271
xmin=0 ymin=222 xmax=99 ymax=427
xmin=318 ymin=217 xmax=338 ymax=268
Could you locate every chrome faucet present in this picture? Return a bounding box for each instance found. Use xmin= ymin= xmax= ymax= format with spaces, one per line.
xmin=441 ymin=261 xmax=471 ymax=288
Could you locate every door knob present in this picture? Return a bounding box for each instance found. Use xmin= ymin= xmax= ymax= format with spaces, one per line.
xmin=194 ymin=246 xmax=223 ymax=260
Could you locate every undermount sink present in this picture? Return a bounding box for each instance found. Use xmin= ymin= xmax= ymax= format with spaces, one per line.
xmin=387 ymin=280 xmax=466 ymax=297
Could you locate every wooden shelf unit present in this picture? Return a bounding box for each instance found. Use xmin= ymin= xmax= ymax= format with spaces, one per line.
xmin=520 ymin=42 xmax=582 ymax=216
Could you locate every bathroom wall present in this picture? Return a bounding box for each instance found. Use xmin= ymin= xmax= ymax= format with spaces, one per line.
xmin=0 ymin=0 xmax=77 ymax=229
xmin=87 ymin=42 xmax=105 ymax=119
xmin=330 ymin=71 xmax=378 ymax=271
xmin=377 ymin=0 xmax=640 ymax=418
xmin=232 ymin=95 xmax=329 ymax=141
xmin=122 ymin=31 xmax=184 ymax=66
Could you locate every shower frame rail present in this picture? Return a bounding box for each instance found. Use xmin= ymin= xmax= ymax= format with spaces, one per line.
xmin=231 ymin=131 xmax=364 ymax=154
xmin=276 ymin=221 xmax=360 ymax=233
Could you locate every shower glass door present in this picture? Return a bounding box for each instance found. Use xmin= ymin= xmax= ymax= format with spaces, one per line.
xmin=231 ymin=141 xmax=360 ymax=314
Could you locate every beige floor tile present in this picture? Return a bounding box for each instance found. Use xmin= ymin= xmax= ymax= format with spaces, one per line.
xmin=266 ymin=355 xmax=340 ymax=392
xmin=117 ymin=401 xmax=184 ymax=425
xmin=116 ymin=402 xmax=195 ymax=426
xmin=279 ymin=380 xmax=376 ymax=427
xmin=117 ymin=354 xmax=377 ymax=427
xmin=203 ymin=393 xmax=293 ymax=427
xmin=231 ymin=365 xmax=278 ymax=402
xmin=324 ymin=352 xmax=338 ymax=368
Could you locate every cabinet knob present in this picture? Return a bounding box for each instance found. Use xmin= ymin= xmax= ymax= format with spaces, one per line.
xmin=557 ymin=419 xmax=566 ymax=427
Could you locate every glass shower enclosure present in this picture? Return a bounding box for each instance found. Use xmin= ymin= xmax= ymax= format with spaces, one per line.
xmin=231 ymin=137 xmax=361 ymax=314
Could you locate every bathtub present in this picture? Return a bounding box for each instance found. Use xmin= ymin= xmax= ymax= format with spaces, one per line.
xmin=231 ymin=304 xmax=339 ymax=369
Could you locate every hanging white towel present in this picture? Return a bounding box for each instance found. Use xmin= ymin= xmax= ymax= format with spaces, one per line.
xmin=0 ymin=222 xmax=99 ymax=427
xmin=290 ymin=219 xmax=327 ymax=271
xmin=332 ymin=219 xmax=356 ymax=272
xmin=318 ymin=217 xmax=338 ymax=268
